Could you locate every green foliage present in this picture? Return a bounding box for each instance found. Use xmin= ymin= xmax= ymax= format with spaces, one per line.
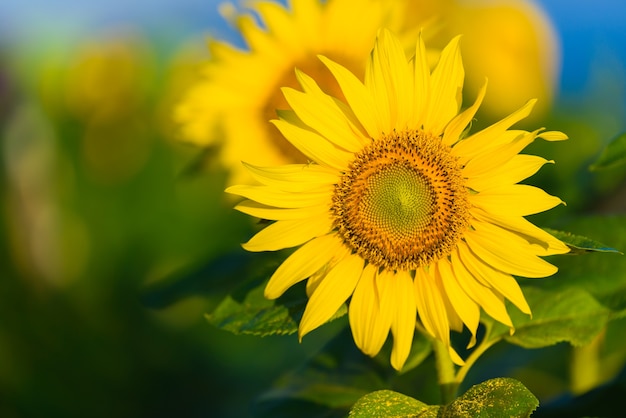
xmin=487 ymin=287 xmax=611 ymax=348
xmin=544 ymin=228 xmax=621 ymax=254
xmin=440 ymin=378 xmax=538 ymax=417
xmin=589 ymin=132 xmax=626 ymax=171
xmin=538 ymin=216 xmax=626 ymax=314
xmin=349 ymin=378 xmax=538 ymax=418
xmin=255 ymin=329 xmax=389 ymax=417
xmin=203 ymin=252 xmax=347 ymax=337
xmin=206 ymin=277 xmax=347 ymax=337
xmin=349 ymin=390 xmax=434 ymax=417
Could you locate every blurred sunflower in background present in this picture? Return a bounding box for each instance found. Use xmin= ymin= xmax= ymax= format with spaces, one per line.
xmin=175 ymin=0 xmax=560 ymax=184
xmin=174 ymin=0 xmax=418 ymax=184
xmin=227 ymin=30 xmax=569 ymax=370
xmin=397 ymin=0 xmax=560 ymax=121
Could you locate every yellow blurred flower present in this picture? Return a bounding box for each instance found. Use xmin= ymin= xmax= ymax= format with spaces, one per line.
xmin=174 ymin=0 xmax=411 ymax=184
xmin=175 ymin=0 xmax=559 ymax=184
xmin=227 ymin=30 xmax=569 ymax=370
xmin=64 ymin=30 xmax=154 ymax=123
xmin=62 ymin=31 xmax=155 ymax=184
xmin=399 ymin=0 xmax=560 ymax=121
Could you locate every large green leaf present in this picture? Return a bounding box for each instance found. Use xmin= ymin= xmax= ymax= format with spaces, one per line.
xmin=349 ymin=390 xmax=436 ymax=417
xmin=349 ymin=378 xmax=538 ymax=418
xmin=589 ymin=132 xmax=626 ymax=171
xmin=486 ymin=286 xmax=610 ymax=348
xmin=440 ymin=378 xmax=538 ymax=417
xmin=544 ymin=228 xmax=621 ymax=254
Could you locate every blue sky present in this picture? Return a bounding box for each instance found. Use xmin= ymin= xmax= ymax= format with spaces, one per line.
xmin=1 ymin=0 xmax=625 ymax=102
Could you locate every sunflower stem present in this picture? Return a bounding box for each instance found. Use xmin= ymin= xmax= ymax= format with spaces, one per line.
xmin=455 ymin=336 xmax=499 ymax=386
xmin=432 ymin=339 xmax=458 ymax=404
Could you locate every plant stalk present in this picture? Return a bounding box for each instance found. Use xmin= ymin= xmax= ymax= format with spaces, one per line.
xmin=433 ymin=339 xmax=458 ymax=404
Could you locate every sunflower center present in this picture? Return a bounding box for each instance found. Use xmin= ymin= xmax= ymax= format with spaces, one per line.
xmin=365 ymin=164 xmax=435 ymax=238
xmin=332 ymin=129 xmax=471 ymax=270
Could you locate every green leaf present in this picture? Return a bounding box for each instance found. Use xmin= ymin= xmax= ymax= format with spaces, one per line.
xmin=349 ymin=390 xmax=437 ymax=417
xmin=206 ymin=277 xmax=347 ymax=336
xmin=487 ymin=287 xmax=610 ymax=348
xmin=440 ymin=378 xmax=538 ymax=417
xmin=538 ymin=216 xmax=626 ymax=314
xmin=589 ymin=132 xmax=626 ymax=171
xmin=543 ymin=228 xmax=621 ymax=254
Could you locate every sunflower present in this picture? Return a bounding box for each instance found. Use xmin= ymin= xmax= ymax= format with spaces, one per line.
xmin=227 ymin=30 xmax=569 ymax=370
xmin=396 ymin=0 xmax=560 ymax=121
xmin=174 ymin=0 xmax=418 ymax=185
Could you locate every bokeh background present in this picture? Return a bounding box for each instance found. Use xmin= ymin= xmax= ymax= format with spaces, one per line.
xmin=1 ymin=0 xmax=625 ymax=417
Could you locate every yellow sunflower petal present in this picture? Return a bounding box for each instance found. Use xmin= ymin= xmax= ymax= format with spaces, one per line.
xmin=412 ymin=32 xmax=431 ymax=128
xmin=349 ymin=263 xmax=391 ymax=357
xmin=242 ymin=216 xmax=332 ymax=252
xmin=234 ymin=200 xmax=328 ymax=221
xmin=365 ymin=28 xmax=412 ymax=130
xmin=438 ymin=284 xmax=465 ymax=335
xmin=451 ymin=246 xmax=514 ymax=327
xmin=289 ymin=0 xmax=323 ymax=41
xmin=271 ymin=117 xmax=352 ymax=170
xmin=319 ymin=55 xmax=382 ymax=139
xmin=423 ymin=35 xmax=464 ymax=134
xmin=284 ymin=72 xmax=367 ymax=151
xmin=414 ymin=268 xmax=450 ymax=346
xmin=453 ymin=99 xmax=536 ymax=159
xmin=265 ymin=233 xmax=344 ymax=299
xmin=465 ymin=154 xmax=552 ymax=191
xmin=457 ymin=245 xmax=531 ymax=316
xmin=242 ymin=162 xmax=339 ymax=192
xmin=389 ymin=270 xmax=417 ymax=371
xmin=235 ymin=14 xmax=284 ymax=57
xmin=299 ymin=253 xmax=364 ymax=339
xmin=375 ymin=268 xmax=396 ymax=348
xmin=470 ymin=184 xmax=564 ymax=216
xmin=437 ymin=258 xmax=480 ymax=347
xmin=461 ymin=130 xmax=538 ymax=177
xmin=472 ymin=208 xmax=570 ymax=256
xmin=226 ymin=184 xmax=329 ymax=208
xmin=306 ymin=263 xmax=330 ymax=297
xmin=442 ymin=80 xmax=487 ymax=147
xmin=538 ymin=130 xmax=568 ymax=141
xmin=253 ymin=1 xmax=308 ymax=52
xmin=450 ymin=242 xmax=530 ymax=316
xmin=463 ymin=224 xmax=558 ymax=278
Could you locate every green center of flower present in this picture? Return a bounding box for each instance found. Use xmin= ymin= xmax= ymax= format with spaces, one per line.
xmin=332 ymin=129 xmax=471 ymax=270
xmin=364 ymin=164 xmax=435 ymax=239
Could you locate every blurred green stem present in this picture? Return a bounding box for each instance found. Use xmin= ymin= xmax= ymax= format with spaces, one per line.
xmin=433 ymin=339 xmax=458 ymax=404
xmin=570 ymin=330 xmax=604 ymax=394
